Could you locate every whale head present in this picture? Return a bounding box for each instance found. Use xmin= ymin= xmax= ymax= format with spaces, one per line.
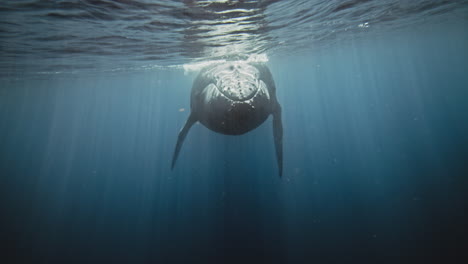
xmin=209 ymin=62 xmax=267 ymax=102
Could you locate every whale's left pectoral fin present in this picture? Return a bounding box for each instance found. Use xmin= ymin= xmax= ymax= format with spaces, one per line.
xmin=273 ymin=104 xmax=283 ymax=177
xmin=171 ymin=112 xmax=197 ymax=170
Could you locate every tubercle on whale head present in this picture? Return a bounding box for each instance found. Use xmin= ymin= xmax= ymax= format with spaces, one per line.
xmin=201 ymin=78 xmax=270 ymax=109
xmin=206 ymin=61 xmax=263 ymax=102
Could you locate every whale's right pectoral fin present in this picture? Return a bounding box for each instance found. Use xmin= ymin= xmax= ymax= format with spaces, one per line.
xmin=171 ymin=112 xmax=197 ymax=170
xmin=272 ymin=104 xmax=283 ymax=177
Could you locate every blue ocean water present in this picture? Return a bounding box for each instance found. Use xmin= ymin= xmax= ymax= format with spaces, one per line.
xmin=1 ymin=1 xmax=468 ymax=263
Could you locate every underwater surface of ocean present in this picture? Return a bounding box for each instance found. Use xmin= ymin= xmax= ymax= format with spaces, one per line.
xmin=1 ymin=0 xmax=468 ymax=263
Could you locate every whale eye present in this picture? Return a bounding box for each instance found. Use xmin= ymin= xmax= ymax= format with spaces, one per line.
xmin=229 ymin=65 xmax=234 ymax=71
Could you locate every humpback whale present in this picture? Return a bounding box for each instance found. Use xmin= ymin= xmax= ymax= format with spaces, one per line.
xmin=171 ymin=61 xmax=283 ymax=176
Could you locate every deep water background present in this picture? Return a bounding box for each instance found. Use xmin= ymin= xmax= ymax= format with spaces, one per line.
xmin=1 ymin=20 xmax=468 ymax=264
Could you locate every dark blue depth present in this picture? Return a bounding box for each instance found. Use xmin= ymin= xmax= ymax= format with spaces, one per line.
xmin=0 ymin=22 xmax=468 ymax=263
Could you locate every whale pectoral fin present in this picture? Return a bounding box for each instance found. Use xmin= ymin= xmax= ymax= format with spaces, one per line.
xmin=272 ymin=104 xmax=283 ymax=177
xmin=171 ymin=113 xmax=197 ymax=170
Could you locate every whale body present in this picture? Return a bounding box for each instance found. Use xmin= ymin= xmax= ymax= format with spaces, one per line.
xmin=171 ymin=61 xmax=283 ymax=176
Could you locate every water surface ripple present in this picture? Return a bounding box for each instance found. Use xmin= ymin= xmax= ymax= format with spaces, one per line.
xmin=0 ymin=0 xmax=466 ymax=74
